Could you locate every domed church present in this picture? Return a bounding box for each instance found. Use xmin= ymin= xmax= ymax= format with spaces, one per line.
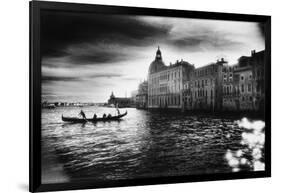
xmin=147 ymin=47 xmax=195 ymax=109
xmin=148 ymin=46 xmax=167 ymax=74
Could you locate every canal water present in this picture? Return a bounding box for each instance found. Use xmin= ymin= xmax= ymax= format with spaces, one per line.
xmin=41 ymin=106 xmax=264 ymax=184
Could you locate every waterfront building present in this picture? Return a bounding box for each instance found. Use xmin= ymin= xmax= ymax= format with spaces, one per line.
xmin=107 ymin=92 xmax=134 ymax=108
xmin=145 ymin=47 xmax=265 ymax=112
xmin=221 ymin=50 xmax=265 ymax=112
xmin=222 ymin=64 xmax=240 ymax=111
xmin=147 ymin=47 xmax=194 ymax=109
xmin=187 ymin=59 xmax=226 ymax=111
xmin=234 ymin=64 xmax=254 ymax=111
xmin=136 ymin=80 xmax=148 ymax=109
xmin=251 ymin=50 xmax=265 ymax=112
xmin=182 ymin=80 xmax=192 ymax=110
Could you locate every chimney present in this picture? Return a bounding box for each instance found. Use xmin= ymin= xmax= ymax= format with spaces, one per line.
xmin=251 ymin=50 xmax=256 ymax=56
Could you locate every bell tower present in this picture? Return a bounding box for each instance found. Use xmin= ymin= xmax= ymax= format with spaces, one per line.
xmin=148 ymin=46 xmax=165 ymax=74
xmin=155 ymin=46 xmax=162 ymax=60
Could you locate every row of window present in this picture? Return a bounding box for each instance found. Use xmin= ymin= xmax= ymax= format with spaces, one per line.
xmin=190 ymin=78 xmax=214 ymax=88
xmin=241 ymin=84 xmax=252 ymax=93
xmin=223 ymin=96 xmax=257 ymax=103
xmin=222 ymin=66 xmax=235 ymax=73
xmin=241 ymin=96 xmax=253 ymax=102
xmin=223 ymin=77 xmax=233 ymax=82
xmin=158 ymin=70 xmax=181 ymax=81
xmin=149 ymin=84 xmax=181 ymax=95
xmin=222 ymin=83 xmax=252 ymax=95
xmin=193 ymin=66 xmax=217 ymax=77
xmin=149 ymin=95 xmax=181 ymax=106
xmin=223 ymin=85 xmax=234 ymax=95
xmin=195 ymin=89 xmax=212 ymax=98
xmin=240 ymin=74 xmax=252 ymax=81
xmin=183 ymin=89 xmax=215 ymax=99
xmin=253 ymin=68 xmax=264 ymax=79
xmin=223 ymin=73 xmax=233 ymax=82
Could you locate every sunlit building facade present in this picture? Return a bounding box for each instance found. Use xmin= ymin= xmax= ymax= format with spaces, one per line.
xmin=146 ymin=47 xmax=265 ymax=112
xmin=222 ymin=64 xmax=240 ymax=111
xmin=147 ymin=47 xmax=194 ymax=109
xmin=221 ymin=50 xmax=265 ymax=112
xmin=187 ymin=59 xmax=225 ymax=111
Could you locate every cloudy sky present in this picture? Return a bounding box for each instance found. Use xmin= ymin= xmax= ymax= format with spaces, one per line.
xmin=41 ymin=10 xmax=265 ymax=103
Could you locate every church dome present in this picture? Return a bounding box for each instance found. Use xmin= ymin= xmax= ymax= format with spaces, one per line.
xmin=149 ymin=60 xmax=166 ymax=74
xmin=149 ymin=46 xmax=166 ymax=74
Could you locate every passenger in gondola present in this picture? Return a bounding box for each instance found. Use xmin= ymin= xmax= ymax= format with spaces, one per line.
xmin=107 ymin=113 xmax=112 ymax=118
xmin=79 ymin=110 xmax=86 ymax=119
xmin=93 ymin=114 xmax=97 ymax=120
xmin=103 ymin=113 xmax=107 ymax=118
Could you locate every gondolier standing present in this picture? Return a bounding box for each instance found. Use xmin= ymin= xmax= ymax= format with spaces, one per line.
xmin=116 ymin=103 xmax=120 ymax=115
xmin=79 ymin=110 xmax=86 ymax=119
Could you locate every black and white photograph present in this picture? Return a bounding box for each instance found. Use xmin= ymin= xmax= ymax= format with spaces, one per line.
xmin=38 ymin=4 xmax=269 ymax=188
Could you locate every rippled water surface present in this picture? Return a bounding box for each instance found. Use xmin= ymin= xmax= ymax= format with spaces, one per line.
xmin=41 ymin=106 xmax=260 ymax=184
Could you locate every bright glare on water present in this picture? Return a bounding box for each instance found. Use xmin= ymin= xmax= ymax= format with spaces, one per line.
xmin=41 ymin=106 xmax=265 ymax=184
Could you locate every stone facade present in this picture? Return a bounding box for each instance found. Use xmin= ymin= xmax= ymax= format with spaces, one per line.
xmin=184 ymin=59 xmax=225 ymax=111
xmin=221 ymin=50 xmax=265 ymax=112
xmin=146 ymin=47 xmax=265 ymax=112
xmin=235 ymin=65 xmax=254 ymax=111
xmin=222 ymin=65 xmax=239 ymax=111
xmin=147 ymin=47 xmax=194 ymax=109
xmin=251 ymin=50 xmax=265 ymax=112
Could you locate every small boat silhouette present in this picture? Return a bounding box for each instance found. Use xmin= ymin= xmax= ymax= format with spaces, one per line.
xmin=62 ymin=111 xmax=127 ymax=123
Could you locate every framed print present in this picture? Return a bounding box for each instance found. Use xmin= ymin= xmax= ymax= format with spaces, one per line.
xmin=30 ymin=1 xmax=271 ymax=192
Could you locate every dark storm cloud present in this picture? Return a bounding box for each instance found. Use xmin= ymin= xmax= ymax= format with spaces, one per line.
xmin=66 ymin=50 xmax=126 ymax=65
xmin=172 ymin=37 xmax=204 ymax=47
xmin=63 ymin=43 xmax=134 ymax=65
xmin=42 ymin=45 xmax=131 ymax=67
xmin=41 ymin=10 xmax=171 ymax=64
xmin=42 ymin=76 xmax=80 ymax=82
xmin=42 ymin=72 xmax=124 ymax=83
xmin=86 ymin=72 xmax=123 ymax=79
xmin=169 ymin=31 xmax=245 ymax=52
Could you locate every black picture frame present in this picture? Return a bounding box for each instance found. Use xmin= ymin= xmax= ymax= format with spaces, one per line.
xmin=30 ymin=1 xmax=271 ymax=192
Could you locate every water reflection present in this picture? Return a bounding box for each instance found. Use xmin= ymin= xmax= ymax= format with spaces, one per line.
xmin=41 ymin=107 xmax=265 ymax=184
xmin=224 ymin=118 xmax=265 ymax=172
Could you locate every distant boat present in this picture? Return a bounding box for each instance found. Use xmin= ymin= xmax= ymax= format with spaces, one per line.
xmin=61 ymin=111 xmax=127 ymax=123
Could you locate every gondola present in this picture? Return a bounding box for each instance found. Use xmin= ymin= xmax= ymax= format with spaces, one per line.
xmin=61 ymin=111 xmax=127 ymax=123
